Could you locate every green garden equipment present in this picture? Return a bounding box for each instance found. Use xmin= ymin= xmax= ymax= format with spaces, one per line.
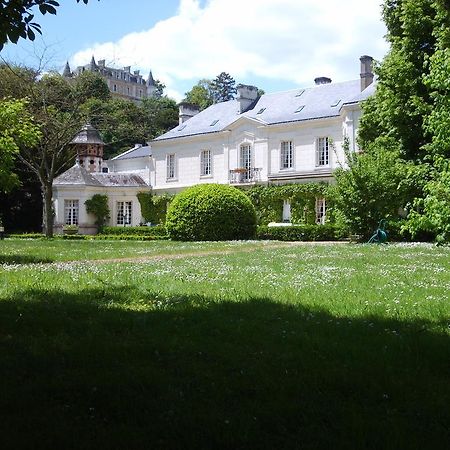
xmin=368 ymin=219 xmax=388 ymax=244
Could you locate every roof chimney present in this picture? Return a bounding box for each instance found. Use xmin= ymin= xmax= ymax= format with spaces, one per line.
xmin=314 ymin=77 xmax=332 ymax=85
xmin=360 ymin=55 xmax=374 ymax=91
xmin=178 ymin=102 xmax=200 ymax=124
xmin=236 ymin=84 xmax=259 ymax=113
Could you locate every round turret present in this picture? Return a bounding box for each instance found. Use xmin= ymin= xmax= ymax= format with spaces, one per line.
xmin=71 ymin=123 xmax=105 ymax=173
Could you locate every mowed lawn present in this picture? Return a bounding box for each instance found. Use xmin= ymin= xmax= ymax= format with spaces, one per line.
xmin=0 ymin=240 xmax=449 ymax=450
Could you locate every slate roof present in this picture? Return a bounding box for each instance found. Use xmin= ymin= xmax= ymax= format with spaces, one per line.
xmin=71 ymin=123 xmax=105 ymax=145
xmin=111 ymin=145 xmax=152 ymax=161
xmin=53 ymin=165 xmax=103 ymax=186
xmin=53 ymin=164 xmax=147 ymax=187
xmin=154 ymin=79 xmax=371 ymax=142
xmin=91 ymin=173 xmax=148 ymax=187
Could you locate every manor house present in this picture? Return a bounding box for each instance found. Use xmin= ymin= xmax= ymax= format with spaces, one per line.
xmin=53 ymin=56 xmax=375 ymax=233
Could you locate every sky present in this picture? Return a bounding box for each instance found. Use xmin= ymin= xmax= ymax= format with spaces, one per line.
xmin=1 ymin=0 xmax=388 ymax=101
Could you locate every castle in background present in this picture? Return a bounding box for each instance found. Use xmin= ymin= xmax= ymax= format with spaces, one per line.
xmin=63 ymin=56 xmax=158 ymax=102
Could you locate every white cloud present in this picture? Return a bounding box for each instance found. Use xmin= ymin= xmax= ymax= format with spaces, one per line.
xmin=70 ymin=0 xmax=388 ymax=100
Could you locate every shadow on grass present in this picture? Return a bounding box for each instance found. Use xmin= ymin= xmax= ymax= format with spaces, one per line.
xmin=0 ymin=254 xmax=54 ymax=265
xmin=0 ymin=287 xmax=448 ymax=450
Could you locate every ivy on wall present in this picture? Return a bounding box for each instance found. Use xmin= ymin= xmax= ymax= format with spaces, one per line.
xmin=243 ymin=183 xmax=334 ymax=225
xmin=137 ymin=192 xmax=174 ymax=225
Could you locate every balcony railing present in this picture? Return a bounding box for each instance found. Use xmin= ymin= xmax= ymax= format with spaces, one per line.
xmin=229 ymin=167 xmax=262 ymax=184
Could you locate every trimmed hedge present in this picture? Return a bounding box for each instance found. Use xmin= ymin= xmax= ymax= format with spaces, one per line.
xmin=257 ymin=224 xmax=347 ymax=241
xmin=100 ymin=225 xmax=168 ymax=238
xmin=166 ymin=184 xmax=257 ymax=241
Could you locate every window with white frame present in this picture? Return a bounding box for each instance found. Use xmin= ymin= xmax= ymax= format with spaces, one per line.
xmin=315 ymin=198 xmax=326 ymax=224
xmin=316 ymin=137 xmax=329 ymax=166
xmin=117 ymin=201 xmax=132 ymax=226
xmin=64 ymin=200 xmax=79 ymax=225
xmin=167 ymin=154 xmax=176 ymax=179
xmin=281 ymin=141 xmax=293 ymax=169
xmin=200 ymin=149 xmax=212 ymax=176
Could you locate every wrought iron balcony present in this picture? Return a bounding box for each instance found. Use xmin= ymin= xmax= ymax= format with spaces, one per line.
xmin=229 ymin=167 xmax=262 ymax=184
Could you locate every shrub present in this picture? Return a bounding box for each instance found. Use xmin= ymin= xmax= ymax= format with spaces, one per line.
xmin=166 ymin=184 xmax=257 ymax=241
xmin=332 ymin=137 xmax=413 ymax=238
xmin=257 ymin=224 xmax=346 ymax=241
xmin=85 ymin=194 xmax=110 ymax=230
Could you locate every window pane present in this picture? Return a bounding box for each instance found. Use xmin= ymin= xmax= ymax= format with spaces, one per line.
xmin=167 ymin=154 xmax=175 ymax=179
xmin=317 ymin=137 xmax=329 ymax=166
xmin=281 ymin=141 xmax=293 ymax=169
xmin=64 ymin=200 xmax=79 ymax=225
xmin=201 ymin=150 xmax=211 ymax=176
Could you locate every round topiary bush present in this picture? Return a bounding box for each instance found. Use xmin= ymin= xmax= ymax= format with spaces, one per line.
xmin=166 ymin=184 xmax=257 ymax=241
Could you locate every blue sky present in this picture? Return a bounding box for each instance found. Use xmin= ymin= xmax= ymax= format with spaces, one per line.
xmin=1 ymin=0 xmax=388 ymax=100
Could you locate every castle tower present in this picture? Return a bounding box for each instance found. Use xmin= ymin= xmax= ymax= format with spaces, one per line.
xmin=63 ymin=61 xmax=72 ymax=78
xmin=70 ymin=123 xmax=105 ymax=173
xmin=89 ymin=55 xmax=97 ymax=72
xmin=146 ymin=70 xmax=157 ymax=97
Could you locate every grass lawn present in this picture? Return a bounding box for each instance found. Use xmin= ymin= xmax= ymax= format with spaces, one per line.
xmin=0 ymin=240 xmax=449 ymax=449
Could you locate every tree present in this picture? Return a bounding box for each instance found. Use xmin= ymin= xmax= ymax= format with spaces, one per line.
xmin=1 ymin=69 xmax=86 ymax=237
xmin=333 ymin=137 xmax=412 ymax=238
xmin=210 ymin=72 xmax=237 ymax=103
xmin=73 ymin=71 xmax=111 ymax=102
xmin=352 ymin=0 xmax=450 ymax=241
xmin=184 ymin=79 xmax=214 ymax=110
xmin=0 ymin=98 xmax=41 ymax=192
xmin=0 ymin=0 xmax=94 ymax=51
xmin=141 ymin=96 xmax=178 ymax=139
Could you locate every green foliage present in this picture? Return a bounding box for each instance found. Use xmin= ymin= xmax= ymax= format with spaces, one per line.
xmin=210 ymin=72 xmax=237 ymax=103
xmin=140 ymin=96 xmax=179 ymax=139
xmin=333 ymin=137 xmax=412 ymax=238
xmin=136 ymin=192 xmax=172 ymax=224
xmin=183 ymin=79 xmax=214 ymax=110
xmin=101 ymin=225 xmax=167 ymax=238
xmin=357 ymin=0 xmax=450 ymax=242
xmin=0 ymin=1 xmax=91 ymax=51
xmin=358 ymin=0 xmax=437 ymax=159
xmin=84 ymin=96 xmax=178 ymax=158
xmin=257 ymin=224 xmax=345 ymax=241
xmin=166 ymin=184 xmax=257 ymax=241
xmin=73 ymin=71 xmax=111 ymax=102
xmin=84 ymin=194 xmax=110 ymax=229
xmin=244 ymin=183 xmax=331 ymax=225
xmin=0 ymin=98 xmax=41 ymax=192
xmin=405 ymin=159 xmax=450 ymax=243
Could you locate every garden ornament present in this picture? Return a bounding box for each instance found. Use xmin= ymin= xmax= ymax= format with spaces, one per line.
xmin=368 ymin=219 xmax=388 ymax=244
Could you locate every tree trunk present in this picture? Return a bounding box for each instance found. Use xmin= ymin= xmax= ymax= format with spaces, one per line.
xmin=42 ymin=183 xmax=54 ymax=238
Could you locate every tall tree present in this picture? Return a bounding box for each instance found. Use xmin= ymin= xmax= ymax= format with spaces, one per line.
xmin=0 ymin=98 xmax=41 ymax=192
xmin=184 ymin=79 xmax=214 ymax=110
xmin=358 ymin=0 xmax=437 ymax=160
xmin=210 ymin=72 xmax=237 ymax=103
xmin=338 ymin=0 xmax=450 ymax=241
xmin=0 ymin=0 xmax=94 ymax=51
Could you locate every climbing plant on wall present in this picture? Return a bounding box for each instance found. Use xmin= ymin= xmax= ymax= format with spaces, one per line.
xmin=243 ymin=183 xmax=333 ymax=225
xmin=137 ymin=192 xmax=173 ymax=225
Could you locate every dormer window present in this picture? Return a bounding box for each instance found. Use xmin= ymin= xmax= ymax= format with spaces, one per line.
xmin=295 ymin=105 xmax=305 ymax=113
xmin=295 ymin=89 xmax=305 ymax=97
xmin=331 ymin=99 xmax=341 ymax=107
xmin=256 ymin=108 xmax=266 ymax=114
xmin=210 ymin=119 xmax=219 ymax=126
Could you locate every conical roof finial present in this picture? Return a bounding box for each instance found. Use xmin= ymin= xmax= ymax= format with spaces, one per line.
xmin=63 ymin=61 xmax=71 ymax=77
